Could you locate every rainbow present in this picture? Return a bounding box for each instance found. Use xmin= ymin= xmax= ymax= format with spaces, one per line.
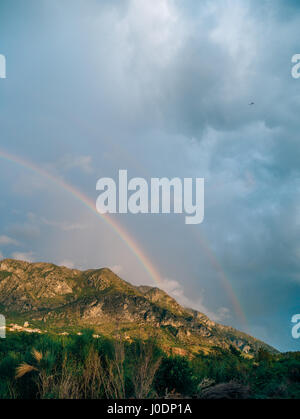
xmin=0 ymin=148 xmax=161 ymax=285
xmin=0 ymin=148 xmax=247 ymax=326
xmin=192 ymin=231 xmax=247 ymax=326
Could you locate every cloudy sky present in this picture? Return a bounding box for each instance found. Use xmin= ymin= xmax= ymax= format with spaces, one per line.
xmin=0 ymin=0 xmax=300 ymax=351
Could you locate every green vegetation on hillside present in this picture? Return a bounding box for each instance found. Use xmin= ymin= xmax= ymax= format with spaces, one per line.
xmin=0 ymin=259 xmax=276 ymax=356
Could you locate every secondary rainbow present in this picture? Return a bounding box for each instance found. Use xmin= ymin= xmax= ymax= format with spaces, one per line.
xmin=192 ymin=231 xmax=247 ymax=326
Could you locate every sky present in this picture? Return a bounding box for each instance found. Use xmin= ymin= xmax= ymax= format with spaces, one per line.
xmin=0 ymin=0 xmax=300 ymax=351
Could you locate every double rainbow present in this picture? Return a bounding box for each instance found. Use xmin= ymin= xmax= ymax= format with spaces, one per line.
xmin=0 ymin=148 xmax=247 ymax=326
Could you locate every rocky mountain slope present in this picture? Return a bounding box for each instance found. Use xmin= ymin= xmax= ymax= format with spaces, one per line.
xmin=0 ymin=259 xmax=276 ymax=356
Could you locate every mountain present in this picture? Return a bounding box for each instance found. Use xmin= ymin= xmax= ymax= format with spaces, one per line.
xmin=0 ymin=259 xmax=276 ymax=356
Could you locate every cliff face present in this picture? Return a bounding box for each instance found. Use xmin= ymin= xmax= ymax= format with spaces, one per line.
xmin=0 ymin=259 xmax=276 ymax=355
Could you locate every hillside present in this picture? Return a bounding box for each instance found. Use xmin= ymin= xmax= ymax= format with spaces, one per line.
xmin=0 ymin=259 xmax=276 ymax=356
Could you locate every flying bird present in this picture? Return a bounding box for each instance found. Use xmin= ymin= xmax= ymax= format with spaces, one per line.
xmin=249 ymin=102 xmax=255 ymax=105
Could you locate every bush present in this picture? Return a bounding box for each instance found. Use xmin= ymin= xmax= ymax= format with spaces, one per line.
xmin=155 ymin=356 xmax=196 ymax=396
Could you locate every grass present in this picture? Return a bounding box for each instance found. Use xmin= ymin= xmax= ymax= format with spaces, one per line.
xmin=1 ymin=330 xmax=300 ymax=399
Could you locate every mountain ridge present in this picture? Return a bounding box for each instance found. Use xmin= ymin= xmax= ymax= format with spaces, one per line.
xmin=0 ymin=259 xmax=277 ymax=356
